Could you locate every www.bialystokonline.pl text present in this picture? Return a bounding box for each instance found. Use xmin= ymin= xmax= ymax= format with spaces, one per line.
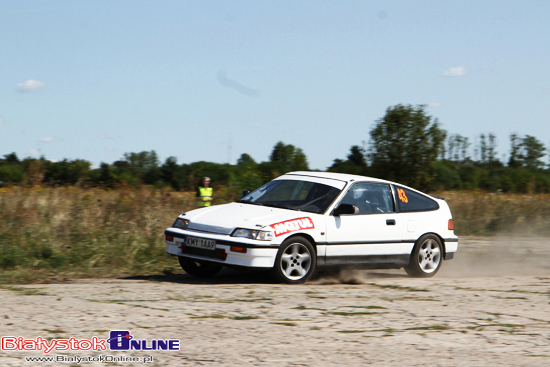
xmin=24 ymin=354 xmax=154 ymax=364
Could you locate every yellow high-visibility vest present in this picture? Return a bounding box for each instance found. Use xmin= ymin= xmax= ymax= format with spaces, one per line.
xmin=197 ymin=187 xmax=213 ymax=207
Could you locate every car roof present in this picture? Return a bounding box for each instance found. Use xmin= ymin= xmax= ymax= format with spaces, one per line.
xmin=282 ymin=171 xmax=392 ymax=185
xmin=282 ymin=171 xmax=446 ymax=202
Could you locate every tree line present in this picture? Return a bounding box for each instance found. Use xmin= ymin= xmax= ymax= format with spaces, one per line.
xmin=1 ymin=104 xmax=549 ymax=194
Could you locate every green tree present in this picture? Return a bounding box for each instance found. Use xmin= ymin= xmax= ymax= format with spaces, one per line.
xmin=3 ymin=153 xmax=19 ymax=164
xmin=227 ymin=155 xmax=264 ymax=200
xmin=369 ymin=104 xmax=446 ymax=189
xmin=236 ymin=153 xmax=255 ymax=165
xmin=347 ymin=145 xmax=367 ymax=167
xmin=43 ymin=159 xmax=91 ymax=185
xmin=479 ymin=133 xmax=498 ymax=164
xmin=520 ymin=135 xmax=546 ymax=170
xmin=447 ymin=134 xmax=471 ymax=163
xmin=0 ymin=164 xmax=24 ymax=184
xmin=186 ymin=161 xmax=232 ymax=189
xmin=123 ymin=151 xmax=159 ymax=170
xmin=115 ymin=151 xmax=162 ymax=185
xmin=508 ymin=134 xmax=546 ymax=170
xmin=161 ymin=156 xmax=187 ymax=190
xmin=508 ymin=133 xmax=522 ymax=168
xmin=97 ymin=163 xmax=116 ymax=186
xmin=328 ymin=145 xmax=368 ymax=175
xmin=0 ymin=153 xmax=24 ymax=184
xmin=269 ymin=141 xmax=309 ymax=174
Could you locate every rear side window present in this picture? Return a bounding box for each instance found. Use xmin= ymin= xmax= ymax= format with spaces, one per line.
xmin=339 ymin=183 xmax=394 ymax=214
xmin=394 ymin=186 xmax=439 ymax=212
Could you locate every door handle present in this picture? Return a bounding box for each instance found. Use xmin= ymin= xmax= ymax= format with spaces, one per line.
xmin=386 ymin=219 xmax=396 ymax=225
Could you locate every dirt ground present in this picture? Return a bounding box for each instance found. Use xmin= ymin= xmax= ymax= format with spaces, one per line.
xmin=1 ymin=237 xmax=550 ymax=366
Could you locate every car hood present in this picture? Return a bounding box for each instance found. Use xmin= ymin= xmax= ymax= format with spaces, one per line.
xmin=183 ymin=202 xmax=309 ymax=235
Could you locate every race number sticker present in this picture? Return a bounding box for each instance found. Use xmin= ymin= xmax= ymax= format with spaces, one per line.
xmin=269 ymin=217 xmax=315 ymax=237
xmin=397 ymin=188 xmax=408 ymax=203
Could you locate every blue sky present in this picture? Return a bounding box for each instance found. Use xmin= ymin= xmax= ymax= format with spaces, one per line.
xmin=1 ymin=0 xmax=549 ymax=169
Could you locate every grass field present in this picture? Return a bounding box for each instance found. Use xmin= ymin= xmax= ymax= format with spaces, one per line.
xmin=0 ymin=186 xmax=189 ymax=283
xmin=1 ymin=186 xmax=549 ymax=283
xmin=438 ymin=190 xmax=550 ymax=236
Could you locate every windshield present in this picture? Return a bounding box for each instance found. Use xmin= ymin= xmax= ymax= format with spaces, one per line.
xmin=239 ymin=179 xmax=342 ymax=214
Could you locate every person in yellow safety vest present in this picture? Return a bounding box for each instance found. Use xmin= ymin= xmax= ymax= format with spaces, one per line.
xmin=196 ymin=177 xmax=213 ymax=207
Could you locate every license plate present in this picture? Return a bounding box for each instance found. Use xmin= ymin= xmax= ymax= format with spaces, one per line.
xmin=186 ymin=236 xmax=216 ymax=250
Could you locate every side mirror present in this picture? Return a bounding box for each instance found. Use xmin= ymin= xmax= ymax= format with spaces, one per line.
xmin=241 ymin=190 xmax=250 ymax=198
xmin=332 ymin=203 xmax=355 ymax=216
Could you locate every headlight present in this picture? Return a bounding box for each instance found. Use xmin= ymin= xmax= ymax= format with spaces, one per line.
xmin=172 ymin=218 xmax=189 ymax=230
xmin=232 ymin=228 xmax=274 ymax=241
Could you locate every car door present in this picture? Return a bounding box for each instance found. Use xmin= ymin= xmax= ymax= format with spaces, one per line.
xmin=393 ymin=184 xmax=442 ymax=255
xmin=324 ymin=182 xmax=404 ymax=265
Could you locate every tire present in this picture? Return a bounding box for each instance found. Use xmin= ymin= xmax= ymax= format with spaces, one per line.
xmin=271 ymin=236 xmax=316 ymax=284
xmin=178 ymin=256 xmax=223 ymax=278
xmin=405 ymin=234 xmax=443 ymax=277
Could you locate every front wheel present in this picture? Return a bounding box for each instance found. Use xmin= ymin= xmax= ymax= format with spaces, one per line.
xmin=271 ymin=236 xmax=316 ymax=284
xmin=405 ymin=234 xmax=443 ymax=277
xmin=178 ymin=257 xmax=223 ymax=278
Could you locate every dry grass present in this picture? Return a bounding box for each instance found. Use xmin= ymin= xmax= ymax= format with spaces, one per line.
xmin=1 ymin=186 xmax=549 ymax=283
xmin=0 ymin=185 xmax=195 ymax=283
xmin=439 ymin=191 xmax=550 ymax=236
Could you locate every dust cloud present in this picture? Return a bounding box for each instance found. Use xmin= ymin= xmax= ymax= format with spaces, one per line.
xmin=313 ymin=237 xmax=550 ymax=284
xmin=439 ymin=237 xmax=550 ymax=278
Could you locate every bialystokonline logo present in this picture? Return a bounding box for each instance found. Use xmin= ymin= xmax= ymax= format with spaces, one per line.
xmin=1 ymin=330 xmax=179 ymax=354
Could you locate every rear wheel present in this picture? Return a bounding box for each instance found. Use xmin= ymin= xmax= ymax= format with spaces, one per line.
xmin=405 ymin=234 xmax=443 ymax=277
xmin=178 ymin=257 xmax=223 ymax=277
xmin=271 ymin=236 xmax=316 ymax=284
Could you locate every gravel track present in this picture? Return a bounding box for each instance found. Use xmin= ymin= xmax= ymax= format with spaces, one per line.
xmin=1 ymin=237 xmax=549 ymax=366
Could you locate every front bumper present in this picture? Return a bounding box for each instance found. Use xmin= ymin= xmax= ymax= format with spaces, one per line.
xmin=165 ymin=228 xmax=279 ymax=268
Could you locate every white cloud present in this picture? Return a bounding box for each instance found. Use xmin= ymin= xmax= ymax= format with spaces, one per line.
xmin=29 ymin=149 xmax=40 ymax=157
xmin=217 ymin=69 xmax=260 ymax=97
xmin=38 ymin=136 xmax=61 ymax=143
xmin=17 ymin=79 xmax=47 ymax=92
xmin=428 ymin=102 xmax=442 ymax=108
xmin=443 ymin=66 xmax=468 ymax=77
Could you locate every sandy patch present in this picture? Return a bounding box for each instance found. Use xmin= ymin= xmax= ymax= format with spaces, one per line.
xmin=1 ymin=237 xmax=549 ymax=366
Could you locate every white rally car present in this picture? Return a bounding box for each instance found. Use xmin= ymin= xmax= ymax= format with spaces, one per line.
xmin=164 ymin=172 xmax=458 ymax=284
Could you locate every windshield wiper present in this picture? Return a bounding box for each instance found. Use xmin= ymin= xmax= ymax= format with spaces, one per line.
xmin=238 ymin=199 xmax=264 ymax=206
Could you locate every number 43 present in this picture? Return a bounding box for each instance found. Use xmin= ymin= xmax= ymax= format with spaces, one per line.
xmin=397 ymin=188 xmax=408 ymax=203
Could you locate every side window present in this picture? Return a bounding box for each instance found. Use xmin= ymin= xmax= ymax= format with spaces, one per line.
xmin=394 ymin=186 xmax=439 ymax=212
xmin=339 ymin=183 xmax=394 ymax=214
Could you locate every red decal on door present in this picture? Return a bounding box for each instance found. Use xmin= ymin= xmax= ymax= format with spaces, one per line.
xmin=269 ymin=217 xmax=315 ymax=237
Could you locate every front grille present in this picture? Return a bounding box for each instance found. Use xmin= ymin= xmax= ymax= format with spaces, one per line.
xmin=181 ymin=245 xmax=227 ymax=261
xmin=188 ymin=223 xmax=233 ymax=235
